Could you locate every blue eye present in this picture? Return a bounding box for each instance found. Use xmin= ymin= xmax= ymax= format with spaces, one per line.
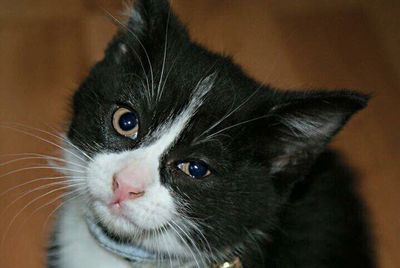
xmin=177 ymin=161 xmax=211 ymax=179
xmin=113 ymin=107 xmax=139 ymax=138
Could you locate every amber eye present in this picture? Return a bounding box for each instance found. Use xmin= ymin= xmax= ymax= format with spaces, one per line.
xmin=177 ymin=161 xmax=211 ymax=179
xmin=112 ymin=107 xmax=139 ymax=138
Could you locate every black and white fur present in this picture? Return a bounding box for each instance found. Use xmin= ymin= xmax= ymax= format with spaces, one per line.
xmin=48 ymin=0 xmax=375 ymax=267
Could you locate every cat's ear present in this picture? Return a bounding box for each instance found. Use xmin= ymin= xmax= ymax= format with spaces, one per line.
xmin=123 ymin=0 xmax=188 ymax=39
xmin=124 ymin=0 xmax=165 ymax=33
xmin=264 ymin=91 xmax=369 ymax=176
xmin=107 ymin=0 xmax=188 ymax=63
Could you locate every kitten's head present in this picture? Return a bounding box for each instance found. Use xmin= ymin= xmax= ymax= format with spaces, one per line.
xmin=66 ymin=0 xmax=368 ymax=262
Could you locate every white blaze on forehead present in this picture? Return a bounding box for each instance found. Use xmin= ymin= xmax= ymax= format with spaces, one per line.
xmin=141 ymin=72 xmax=217 ymax=158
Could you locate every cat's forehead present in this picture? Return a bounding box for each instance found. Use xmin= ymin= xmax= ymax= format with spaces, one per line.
xmin=72 ymin=25 xmax=276 ymax=155
xmin=96 ymin=40 xmax=263 ymax=116
xmin=119 ymin=64 xmax=265 ymax=142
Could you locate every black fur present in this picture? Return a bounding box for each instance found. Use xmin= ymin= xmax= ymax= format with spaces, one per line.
xmin=59 ymin=0 xmax=375 ymax=267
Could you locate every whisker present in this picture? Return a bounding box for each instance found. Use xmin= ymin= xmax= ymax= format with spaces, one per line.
xmin=182 ymin=217 xmax=213 ymax=261
xmin=42 ymin=124 xmax=95 ymax=160
xmin=67 ymin=124 xmax=104 ymax=154
xmin=195 ymin=85 xmax=264 ymax=144
xmin=173 ymin=219 xmax=210 ymax=266
xmin=0 ymin=176 xmax=65 ymax=198
xmin=155 ymin=225 xmax=163 ymax=266
xmin=40 ymin=189 xmax=84 ymax=236
xmin=3 ymin=122 xmax=94 ymax=162
xmin=156 ymin=3 xmax=172 ymax=102
xmin=0 ymin=175 xmax=87 ymax=198
xmin=166 ymin=221 xmax=202 ymax=268
xmin=0 ymin=124 xmax=89 ymax=164
xmin=160 ymin=225 xmax=174 ymax=268
xmin=0 ymin=154 xmax=88 ymax=170
xmin=30 ymin=188 xmax=84 ymax=225
xmin=202 ymin=113 xmax=271 ymax=143
xmin=0 ymin=180 xmax=85 ymax=219
xmin=0 ymin=156 xmax=50 ymax=167
xmin=103 ymin=9 xmax=155 ymax=103
xmin=0 ymin=184 xmax=84 ymax=248
xmin=0 ymin=165 xmax=85 ymax=179
xmin=157 ymin=49 xmax=182 ymax=102
xmin=11 ymin=188 xmax=85 ymax=240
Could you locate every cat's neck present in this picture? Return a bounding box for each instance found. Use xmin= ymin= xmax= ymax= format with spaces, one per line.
xmin=52 ymin=199 xmax=242 ymax=268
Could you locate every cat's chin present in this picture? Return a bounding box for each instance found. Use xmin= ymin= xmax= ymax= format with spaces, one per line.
xmin=91 ymin=200 xmax=153 ymax=237
xmin=87 ymin=200 xmax=191 ymax=257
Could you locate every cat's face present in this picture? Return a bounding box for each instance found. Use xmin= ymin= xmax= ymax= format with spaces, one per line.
xmin=65 ymin=0 xmax=367 ymax=262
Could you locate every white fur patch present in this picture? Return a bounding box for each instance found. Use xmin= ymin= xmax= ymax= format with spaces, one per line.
xmin=120 ymin=43 xmax=128 ymax=54
xmin=55 ymin=199 xmax=132 ymax=268
xmin=56 ymin=199 xmax=193 ymax=267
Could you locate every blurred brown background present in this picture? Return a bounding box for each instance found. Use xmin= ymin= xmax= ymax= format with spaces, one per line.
xmin=0 ymin=0 xmax=399 ymax=267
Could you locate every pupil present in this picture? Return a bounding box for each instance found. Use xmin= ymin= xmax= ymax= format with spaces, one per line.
xmin=188 ymin=161 xmax=208 ymax=178
xmin=118 ymin=112 xmax=137 ymax=131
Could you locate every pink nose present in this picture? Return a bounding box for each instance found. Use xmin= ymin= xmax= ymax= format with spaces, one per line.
xmin=112 ymin=165 xmax=146 ymax=204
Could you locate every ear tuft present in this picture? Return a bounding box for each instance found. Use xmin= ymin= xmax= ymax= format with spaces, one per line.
xmin=124 ymin=0 xmax=171 ymax=32
xmin=105 ymin=0 xmax=183 ymax=64
xmin=124 ymin=4 xmax=145 ymax=28
xmin=119 ymin=0 xmax=148 ymax=34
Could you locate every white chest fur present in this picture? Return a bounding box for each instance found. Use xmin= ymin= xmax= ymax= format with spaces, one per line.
xmin=54 ymin=199 xmax=133 ymax=268
xmin=53 ymin=199 xmax=196 ymax=268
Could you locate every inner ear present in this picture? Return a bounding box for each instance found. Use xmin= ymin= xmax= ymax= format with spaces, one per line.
xmin=265 ymin=90 xmax=369 ymax=175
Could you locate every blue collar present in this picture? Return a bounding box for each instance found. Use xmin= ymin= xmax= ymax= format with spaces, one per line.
xmin=86 ymin=216 xmax=159 ymax=264
xmin=86 ymin=216 xmax=241 ymax=267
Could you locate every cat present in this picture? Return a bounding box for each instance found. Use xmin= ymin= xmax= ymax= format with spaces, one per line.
xmin=48 ymin=0 xmax=375 ymax=267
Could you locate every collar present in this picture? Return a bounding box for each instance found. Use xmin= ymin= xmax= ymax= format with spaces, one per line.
xmin=86 ymin=216 xmax=242 ymax=267
xmin=86 ymin=216 xmax=158 ymax=263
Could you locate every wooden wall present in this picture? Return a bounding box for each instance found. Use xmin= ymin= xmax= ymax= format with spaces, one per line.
xmin=0 ymin=0 xmax=399 ymax=267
